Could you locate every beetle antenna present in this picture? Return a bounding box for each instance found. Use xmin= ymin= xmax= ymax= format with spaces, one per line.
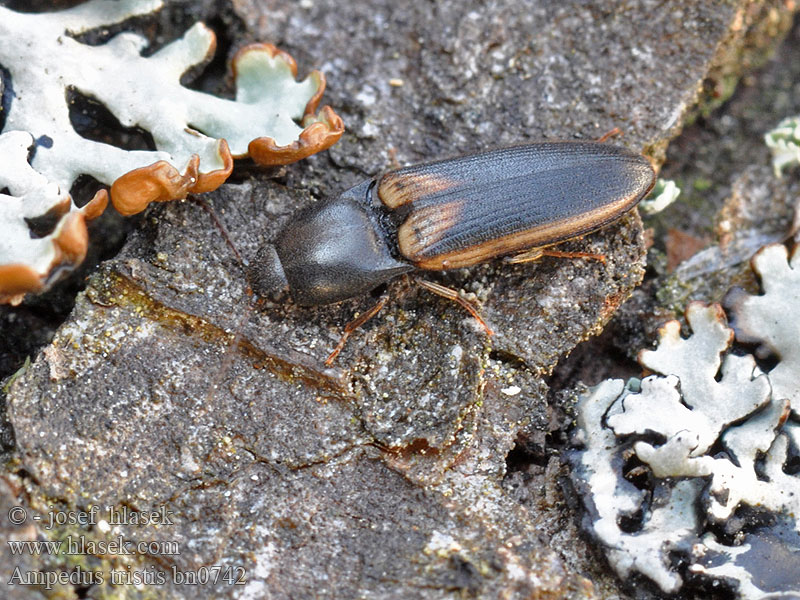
xmin=192 ymin=196 xmax=249 ymax=268
xmin=191 ymin=195 xmax=257 ymax=402
xmin=414 ymin=278 xmax=494 ymax=336
xmin=205 ymin=287 xmax=256 ymax=403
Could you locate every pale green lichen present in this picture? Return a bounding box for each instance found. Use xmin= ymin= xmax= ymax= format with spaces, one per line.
xmin=0 ymin=132 xmax=76 ymax=279
xmin=639 ymin=178 xmax=681 ymax=215
xmin=0 ymin=0 xmax=336 ymax=192
xmin=726 ymin=243 xmax=800 ymax=407
xmin=571 ymin=244 xmax=800 ymax=599
xmin=0 ymin=0 xmax=342 ymax=302
xmin=765 ymin=116 xmax=800 ymax=177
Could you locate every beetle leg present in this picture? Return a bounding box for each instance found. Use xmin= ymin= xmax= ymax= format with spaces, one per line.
xmin=596 ymin=127 xmax=622 ymax=143
xmin=507 ymin=247 xmax=606 ymax=264
xmin=505 ymin=247 xmax=544 ymax=264
xmin=325 ymin=294 xmax=390 ymax=366
xmin=415 ymin=279 xmax=494 ymax=336
xmin=541 ymin=249 xmax=606 ymax=262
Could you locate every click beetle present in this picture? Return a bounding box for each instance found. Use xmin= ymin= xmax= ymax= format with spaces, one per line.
xmin=250 ymin=141 xmax=656 ymax=364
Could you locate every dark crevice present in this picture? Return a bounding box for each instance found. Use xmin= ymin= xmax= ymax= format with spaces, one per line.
xmin=547 ymin=322 xmax=642 ymax=393
xmin=0 ymin=387 xmax=17 ymax=460
xmin=182 ymin=14 xmax=238 ymax=97
xmin=67 ymin=87 xmax=155 ymax=152
xmin=69 ymin=174 xmax=107 ymax=209
xmin=0 ymin=1 xmax=84 ymax=12
xmin=488 ymin=348 xmax=530 ymax=372
xmin=616 ymin=508 xmax=645 ymax=534
xmin=505 ymin=435 xmax=548 ymax=473
xmin=618 ymin=449 xmax=648 ymax=485
xmin=24 ymin=206 xmax=65 ymax=239
xmin=9 ymin=466 xmax=39 ymax=487
xmin=0 ymin=64 xmax=10 ymax=132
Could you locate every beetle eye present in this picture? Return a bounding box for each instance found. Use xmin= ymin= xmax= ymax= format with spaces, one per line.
xmin=250 ymin=244 xmax=290 ymax=301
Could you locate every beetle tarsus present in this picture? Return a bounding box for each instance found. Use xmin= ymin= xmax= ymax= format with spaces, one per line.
xmin=540 ymin=249 xmax=606 ymax=263
xmin=325 ymin=294 xmax=390 ymax=366
xmin=507 ymin=248 xmax=606 ymax=264
xmin=506 ymin=247 xmax=544 ymax=264
xmin=415 ymin=279 xmax=494 ymax=336
xmin=596 ymin=127 xmax=623 ymax=143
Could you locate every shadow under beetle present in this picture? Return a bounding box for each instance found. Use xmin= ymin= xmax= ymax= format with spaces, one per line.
xmin=250 ymin=140 xmax=656 ymax=364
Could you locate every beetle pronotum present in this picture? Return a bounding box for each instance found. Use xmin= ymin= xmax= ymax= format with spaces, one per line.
xmin=250 ymin=141 xmax=656 ymax=364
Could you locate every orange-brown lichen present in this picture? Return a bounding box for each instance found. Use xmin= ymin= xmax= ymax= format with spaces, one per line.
xmin=54 ymin=190 xmax=107 ymax=266
xmin=109 ymin=142 xmax=233 ymax=216
xmin=0 ymin=4 xmax=343 ymax=303
xmin=0 ymin=264 xmax=43 ymax=305
xmin=53 ymin=212 xmax=90 ymax=264
xmin=0 ymin=189 xmax=108 ymax=304
xmin=249 ymin=105 xmax=344 ymax=166
xmin=231 ymin=43 xmax=344 ymax=165
xmin=82 ymin=189 xmax=109 ymax=221
xmin=233 ymin=43 xmax=301 ymax=80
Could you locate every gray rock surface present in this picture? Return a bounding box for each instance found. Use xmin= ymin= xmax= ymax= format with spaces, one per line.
xmin=2 ymin=1 xmax=797 ymax=599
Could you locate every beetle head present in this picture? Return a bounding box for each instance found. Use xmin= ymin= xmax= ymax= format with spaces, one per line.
xmin=249 ymin=243 xmax=290 ymax=301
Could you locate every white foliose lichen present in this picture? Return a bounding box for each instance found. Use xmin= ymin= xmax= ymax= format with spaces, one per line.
xmin=0 ymin=131 xmax=100 ymax=294
xmin=570 ymin=243 xmax=800 ymax=599
xmin=0 ymin=0 xmax=343 ymax=303
xmin=765 ymin=116 xmax=800 ymax=177
xmin=639 ymin=178 xmax=681 ymax=215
